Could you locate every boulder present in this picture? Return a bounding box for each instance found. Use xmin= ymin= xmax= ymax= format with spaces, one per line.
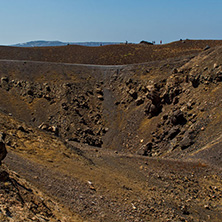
xmin=147 ymin=90 xmax=161 ymax=105
xmin=140 ymin=40 xmax=153 ymax=45
xmin=137 ymin=143 xmax=152 ymax=156
xmin=168 ymin=126 xmax=180 ymax=140
xmin=144 ymin=102 xmax=157 ymax=118
xmin=162 ymin=87 xmax=181 ymax=104
xmin=189 ymin=74 xmax=200 ymax=88
xmin=180 ymin=136 xmax=193 ymax=149
xmin=135 ymin=97 xmax=144 ymax=106
xmin=129 ymin=89 xmax=137 ymax=99
xmin=171 ymin=110 xmax=187 ymax=125
xmin=173 ymin=96 xmax=179 ymax=105
xmin=84 ymin=135 xmax=103 ymax=147
xmin=0 ymin=169 xmax=9 ymax=182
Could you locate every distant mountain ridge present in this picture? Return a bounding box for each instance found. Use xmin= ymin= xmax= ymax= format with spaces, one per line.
xmin=11 ymin=40 xmax=122 ymax=47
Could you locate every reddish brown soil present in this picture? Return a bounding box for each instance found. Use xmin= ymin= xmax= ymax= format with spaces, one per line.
xmin=0 ymin=40 xmax=222 ymax=65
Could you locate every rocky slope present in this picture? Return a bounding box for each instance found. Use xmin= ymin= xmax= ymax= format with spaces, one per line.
xmin=0 ymin=46 xmax=221 ymax=162
xmin=0 ymin=41 xmax=222 ymax=221
xmin=0 ymin=129 xmax=81 ymax=221
xmin=1 ymin=110 xmax=222 ymax=221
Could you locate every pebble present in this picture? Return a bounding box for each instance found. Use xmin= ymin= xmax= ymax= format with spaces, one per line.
xmin=204 ymin=204 xmax=210 ymax=209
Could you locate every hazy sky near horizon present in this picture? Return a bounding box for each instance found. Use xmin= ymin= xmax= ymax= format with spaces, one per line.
xmin=0 ymin=0 xmax=222 ymax=45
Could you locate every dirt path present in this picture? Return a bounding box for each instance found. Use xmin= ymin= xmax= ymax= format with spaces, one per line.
xmin=4 ymin=148 xmax=222 ymax=222
xmin=0 ymin=59 xmax=126 ymax=69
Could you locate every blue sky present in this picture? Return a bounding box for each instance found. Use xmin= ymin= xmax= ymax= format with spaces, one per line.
xmin=0 ymin=0 xmax=222 ymax=45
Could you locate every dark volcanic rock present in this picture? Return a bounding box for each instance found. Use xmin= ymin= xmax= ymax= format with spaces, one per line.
xmin=140 ymin=40 xmax=153 ymax=45
xmin=216 ymin=71 xmax=222 ymax=82
xmin=144 ymin=89 xmax=162 ymax=118
xmin=129 ymin=89 xmax=138 ymax=99
xmin=0 ymin=169 xmax=9 ymax=182
xmin=180 ymin=136 xmax=193 ymax=149
xmin=0 ymin=139 xmax=8 ymax=181
xmin=135 ymin=97 xmax=144 ymax=106
xmin=0 ymin=141 xmax=7 ymax=163
xmin=147 ymin=89 xmax=161 ymax=105
xmin=190 ymin=74 xmax=200 ymax=88
xmin=168 ymin=126 xmax=180 ymax=139
xmin=144 ymin=102 xmax=159 ymax=118
xmin=179 ymin=127 xmax=197 ymax=150
xmin=204 ymin=45 xmax=210 ymax=50
xmin=0 ymin=132 xmax=6 ymax=141
xmin=137 ymin=142 xmax=152 ymax=156
xmin=171 ymin=110 xmax=187 ymax=125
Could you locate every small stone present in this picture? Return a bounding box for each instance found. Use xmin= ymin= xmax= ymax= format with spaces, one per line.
xmin=1 ymin=76 xmax=9 ymax=82
xmin=204 ymin=204 xmax=210 ymax=210
xmin=213 ymin=63 xmax=218 ymax=69
xmin=135 ymin=96 xmax=144 ymax=106
xmin=187 ymin=102 xmax=192 ymax=109
xmin=173 ymin=96 xmax=179 ymax=105
xmin=131 ymin=203 xmax=137 ymax=210
xmin=181 ymin=205 xmax=189 ymax=215
xmin=104 ymin=127 xmax=109 ymax=132
xmin=204 ymin=45 xmax=210 ymax=51
xmin=162 ymin=114 xmax=168 ymax=120
xmin=96 ymin=88 xmax=103 ymax=95
xmin=88 ymin=181 xmax=96 ymax=191
xmin=97 ymin=95 xmax=104 ymax=101
xmin=172 ymin=68 xmax=178 ymax=74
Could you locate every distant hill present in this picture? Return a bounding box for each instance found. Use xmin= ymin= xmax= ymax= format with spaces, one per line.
xmin=2 ymin=39 xmax=222 ymax=65
xmin=12 ymin=40 xmax=122 ymax=47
